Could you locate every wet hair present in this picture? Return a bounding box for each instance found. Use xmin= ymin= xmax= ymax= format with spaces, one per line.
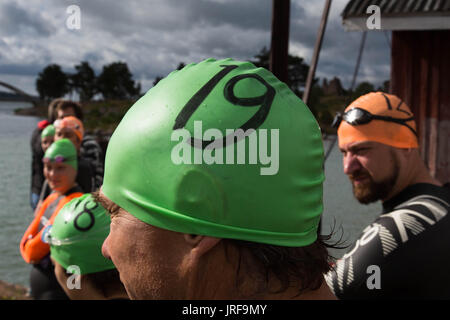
xmin=91 ymin=191 xmax=346 ymax=297
xmin=52 ymin=100 xmax=84 ymax=122
xmin=223 ymin=228 xmax=345 ymax=297
xmin=92 ymin=191 xmax=121 ymax=217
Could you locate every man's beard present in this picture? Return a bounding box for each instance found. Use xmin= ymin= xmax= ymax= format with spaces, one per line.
xmin=350 ymin=157 xmax=399 ymax=204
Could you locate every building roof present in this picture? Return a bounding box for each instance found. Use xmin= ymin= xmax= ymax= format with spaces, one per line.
xmin=342 ymin=0 xmax=450 ymax=31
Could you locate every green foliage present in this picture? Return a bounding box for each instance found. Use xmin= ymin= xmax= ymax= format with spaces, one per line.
xmin=97 ymin=62 xmax=141 ymax=100
xmin=33 ymin=53 xmax=382 ymax=136
xmin=250 ymin=47 xmax=310 ymax=95
xmin=307 ymin=84 xmax=324 ymax=118
xmin=82 ymin=100 xmax=135 ymax=132
xmin=351 ymin=81 xmax=375 ymax=100
xmin=70 ymin=61 xmax=97 ymax=102
xmin=37 ymin=61 xmax=141 ymax=101
xmin=36 ymin=64 xmax=69 ymax=100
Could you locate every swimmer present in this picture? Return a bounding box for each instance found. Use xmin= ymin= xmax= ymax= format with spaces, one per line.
xmin=50 ymin=116 xmax=97 ymax=193
xmin=20 ymin=138 xmax=84 ymax=300
xmin=40 ymin=124 xmax=55 ymax=153
xmin=54 ymin=116 xmax=84 ymax=152
xmin=326 ymin=92 xmax=450 ymax=299
xmin=47 ymin=194 xmax=128 ymax=300
xmin=97 ymin=58 xmax=336 ymax=300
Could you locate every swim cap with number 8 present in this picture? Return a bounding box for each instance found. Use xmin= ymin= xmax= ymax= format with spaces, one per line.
xmin=49 ymin=194 xmax=115 ymax=274
xmin=102 ymin=58 xmax=324 ymax=247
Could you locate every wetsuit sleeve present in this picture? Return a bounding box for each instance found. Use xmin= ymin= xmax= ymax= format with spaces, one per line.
xmin=325 ymin=193 xmax=450 ymax=299
xmin=20 ymin=227 xmax=51 ymax=264
xmin=20 ymin=196 xmax=52 ymax=264
xmin=324 ymin=219 xmax=396 ymax=299
xmin=20 ymin=192 xmax=83 ymax=264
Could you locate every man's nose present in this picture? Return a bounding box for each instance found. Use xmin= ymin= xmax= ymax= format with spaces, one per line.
xmin=343 ymin=153 xmax=362 ymax=175
xmin=102 ymin=234 xmax=111 ymax=260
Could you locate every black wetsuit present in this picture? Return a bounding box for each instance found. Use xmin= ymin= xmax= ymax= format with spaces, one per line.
xmin=30 ymin=255 xmax=69 ymax=300
xmin=30 ymin=127 xmax=44 ymax=208
xmin=326 ymin=183 xmax=450 ymax=299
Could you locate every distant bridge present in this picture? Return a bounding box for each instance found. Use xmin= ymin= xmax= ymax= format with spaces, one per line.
xmin=0 ymin=81 xmax=41 ymax=106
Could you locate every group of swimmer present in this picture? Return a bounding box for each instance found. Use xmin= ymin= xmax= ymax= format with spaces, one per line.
xmin=20 ymin=59 xmax=449 ymax=300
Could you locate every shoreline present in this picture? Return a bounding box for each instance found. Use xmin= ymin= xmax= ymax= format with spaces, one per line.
xmin=0 ymin=280 xmax=30 ymax=300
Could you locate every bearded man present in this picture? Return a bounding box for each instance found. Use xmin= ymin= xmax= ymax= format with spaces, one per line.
xmin=325 ymin=92 xmax=450 ymax=299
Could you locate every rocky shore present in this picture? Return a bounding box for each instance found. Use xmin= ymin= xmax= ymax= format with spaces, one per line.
xmin=0 ymin=280 xmax=30 ymax=300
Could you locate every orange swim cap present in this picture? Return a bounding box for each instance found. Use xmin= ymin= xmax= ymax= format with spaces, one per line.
xmin=337 ymin=92 xmax=418 ymax=149
xmin=55 ymin=116 xmax=84 ymax=142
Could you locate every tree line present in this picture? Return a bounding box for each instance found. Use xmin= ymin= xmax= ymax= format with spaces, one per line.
xmin=36 ymin=47 xmax=381 ymax=124
xmin=36 ymin=61 xmax=141 ymax=102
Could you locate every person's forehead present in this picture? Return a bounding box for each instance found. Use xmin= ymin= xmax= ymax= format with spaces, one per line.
xmin=57 ymin=127 xmax=75 ymax=135
xmin=339 ymin=140 xmax=383 ymax=151
xmin=55 ymin=161 xmax=73 ymax=169
xmin=96 ymin=190 xmax=129 ymax=219
xmin=58 ymin=107 xmax=76 ymax=116
xmin=44 ymin=161 xmax=70 ymax=169
xmin=96 ymin=189 xmax=171 ymax=234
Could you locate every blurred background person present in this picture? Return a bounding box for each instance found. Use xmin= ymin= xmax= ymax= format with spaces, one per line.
xmin=49 ymin=116 xmax=97 ymax=195
xmin=30 ymin=98 xmax=63 ymax=210
xmin=54 ymin=101 xmax=103 ymax=190
xmin=20 ymin=138 xmax=84 ymax=299
xmin=40 ymin=124 xmax=55 ymax=154
xmin=29 ymin=99 xmax=103 ymax=210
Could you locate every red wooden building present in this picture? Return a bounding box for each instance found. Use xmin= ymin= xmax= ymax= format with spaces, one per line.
xmin=342 ymin=0 xmax=450 ymax=183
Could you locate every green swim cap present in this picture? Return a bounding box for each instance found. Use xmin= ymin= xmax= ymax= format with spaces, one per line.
xmin=43 ymin=138 xmax=77 ymax=169
xmin=41 ymin=124 xmax=55 ymax=138
xmin=48 ymin=194 xmax=115 ymax=275
xmin=102 ymin=58 xmax=324 ymax=247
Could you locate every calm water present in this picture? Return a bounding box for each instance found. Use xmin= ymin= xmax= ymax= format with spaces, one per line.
xmin=0 ymin=101 xmax=380 ymax=287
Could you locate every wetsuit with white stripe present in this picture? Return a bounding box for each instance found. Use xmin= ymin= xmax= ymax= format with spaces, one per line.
xmin=325 ymin=183 xmax=450 ymax=299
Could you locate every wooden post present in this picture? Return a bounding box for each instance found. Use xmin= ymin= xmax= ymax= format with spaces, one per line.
xmin=303 ymin=0 xmax=332 ymax=104
xmin=270 ymin=0 xmax=290 ymax=83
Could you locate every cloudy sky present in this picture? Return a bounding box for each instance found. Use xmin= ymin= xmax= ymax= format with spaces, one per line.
xmin=0 ymin=0 xmax=391 ymax=97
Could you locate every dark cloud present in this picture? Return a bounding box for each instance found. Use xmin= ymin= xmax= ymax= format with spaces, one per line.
xmin=73 ymin=0 xmax=273 ymax=36
xmin=0 ymin=2 xmax=56 ymax=37
xmin=289 ymin=0 xmax=390 ymax=89
xmin=168 ymin=0 xmax=273 ymax=30
xmin=0 ymin=0 xmax=390 ymax=95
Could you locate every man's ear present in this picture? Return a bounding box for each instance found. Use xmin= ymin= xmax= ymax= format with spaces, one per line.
xmin=184 ymin=234 xmax=221 ymax=259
